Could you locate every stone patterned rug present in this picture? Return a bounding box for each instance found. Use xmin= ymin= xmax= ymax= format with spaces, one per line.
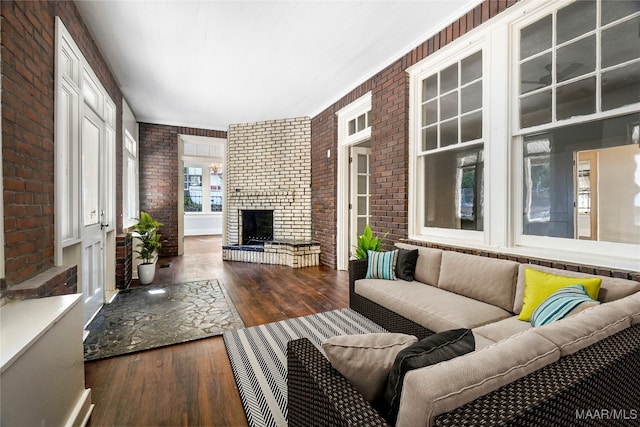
xmin=84 ymin=279 xmax=245 ymax=361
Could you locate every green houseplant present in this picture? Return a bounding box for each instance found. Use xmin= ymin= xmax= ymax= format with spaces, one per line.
xmin=133 ymin=211 xmax=163 ymax=284
xmin=353 ymin=224 xmax=388 ymax=259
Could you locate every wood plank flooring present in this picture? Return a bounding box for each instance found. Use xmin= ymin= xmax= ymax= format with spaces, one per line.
xmin=84 ymin=235 xmax=349 ymax=426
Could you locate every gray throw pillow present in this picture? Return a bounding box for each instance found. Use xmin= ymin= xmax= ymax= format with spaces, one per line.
xmin=382 ymin=328 xmax=475 ymax=423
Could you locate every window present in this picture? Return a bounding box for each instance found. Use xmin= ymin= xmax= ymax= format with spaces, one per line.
xmin=408 ymin=0 xmax=640 ymax=269
xmin=416 ymin=49 xmax=484 ymax=234
xmin=123 ymin=129 xmax=139 ymax=226
xmin=183 ymin=163 xmax=224 ymax=213
xmin=517 ymin=1 xmax=640 ymax=247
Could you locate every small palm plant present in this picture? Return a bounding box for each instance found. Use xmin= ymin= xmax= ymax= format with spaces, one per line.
xmin=353 ymin=224 xmax=388 ymax=259
xmin=133 ymin=211 xmax=163 ymax=264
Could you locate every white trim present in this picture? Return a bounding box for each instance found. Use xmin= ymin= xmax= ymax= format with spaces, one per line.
xmin=336 ymin=92 xmax=372 ymax=270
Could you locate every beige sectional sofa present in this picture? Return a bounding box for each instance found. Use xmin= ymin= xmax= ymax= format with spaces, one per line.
xmin=287 ymin=243 xmax=640 ymax=426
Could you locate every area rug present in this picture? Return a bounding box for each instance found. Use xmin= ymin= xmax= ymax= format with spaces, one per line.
xmin=84 ymin=279 xmax=245 ymax=361
xmin=223 ymin=308 xmax=387 ymax=427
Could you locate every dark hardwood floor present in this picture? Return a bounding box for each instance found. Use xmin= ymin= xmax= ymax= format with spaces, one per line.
xmin=85 ymin=235 xmax=349 ymax=426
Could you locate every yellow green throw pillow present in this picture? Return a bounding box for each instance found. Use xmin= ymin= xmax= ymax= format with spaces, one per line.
xmin=517 ymin=268 xmax=602 ymax=321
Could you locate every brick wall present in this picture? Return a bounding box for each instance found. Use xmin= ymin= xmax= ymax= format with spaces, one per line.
xmin=1 ymin=0 xmax=123 ymax=287
xmin=138 ymin=123 xmax=226 ymax=257
xmin=311 ymin=0 xmax=518 ymax=268
xmin=226 ymin=118 xmax=312 ymax=244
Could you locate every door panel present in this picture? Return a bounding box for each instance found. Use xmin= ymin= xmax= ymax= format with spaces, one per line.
xmin=350 ymin=146 xmax=371 ymax=257
xmin=81 ymin=108 xmax=105 ymax=325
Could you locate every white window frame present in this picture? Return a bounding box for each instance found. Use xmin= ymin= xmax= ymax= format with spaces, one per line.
xmin=407 ymin=0 xmax=640 ymax=270
xmin=123 ymin=128 xmax=139 ymax=229
xmin=408 ymin=33 xmax=491 ymax=246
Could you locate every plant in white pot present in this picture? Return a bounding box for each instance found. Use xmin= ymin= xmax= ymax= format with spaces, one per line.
xmin=133 ymin=211 xmax=163 ymax=285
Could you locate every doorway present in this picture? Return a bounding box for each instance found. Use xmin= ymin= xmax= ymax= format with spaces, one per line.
xmin=349 ymin=144 xmax=371 ymax=256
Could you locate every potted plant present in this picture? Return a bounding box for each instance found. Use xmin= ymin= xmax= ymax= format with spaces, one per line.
xmin=353 ymin=224 xmax=388 ymax=259
xmin=133 ymin=211 xmax=163 ymax=285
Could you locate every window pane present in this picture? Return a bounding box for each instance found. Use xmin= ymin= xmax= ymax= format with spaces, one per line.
xmin=422 ymin=126 xmax=437 ymax=151
xmin=461 ymin=51 xmax=482 ymax=84
xmin=556 ymin=35 xmax=596 ymax=83
xmin=602 ymin=62 xmax=640 ymax=111
xmin=357 ymin=175 xmax=367 ymax=193
xmin=357 ymin=114 xmax=366 ymax=131
xmin=358 ymin=196 xmax=367 ymax=213
xmin=440 ymin=91 xmax=458 ymax=120
xmin=601 ymin=15 xmax=640 ymax=68
xmin=440 ymin=63 xmax=458 ymax=93
xmin=348 ymin=119 xmax=356 ymax=135
xmin=184 ymin=167 xmax=203 ymax=212
xmin=357 ymin=154 xmax=367 ymax=174
xmin=556 ymin=77 xmax=596 ymax=120
xmin=557 ymin=0 xmax=596 ymax=44
xmin=522 ymin=113 xmax=640 ymax=244
xmin=601 ymin=0 xmax=640 ymax=25
xmin=520 ymin=14 xmax=552 ymax=60
xmin=440 ymin=118 xmax=458 ymax=147
xmin=424 ymin=146 xmax=484 ymax=231
xmin=422 ymin=100 xmax=438 ymax=126
xmin=520 ymin=90 xmax=552 ymax=128
xmin=461 ymin=81 xmax=482 ymax=113
xmin=461 ymin=111 xmax=482 ymax=142
xmin=423 ymin=74 xmax=438 ymax=101
xmin=520 ymin=53 xmax=552 ymax=94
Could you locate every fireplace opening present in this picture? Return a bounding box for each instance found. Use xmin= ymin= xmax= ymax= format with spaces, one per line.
xmin=242 ymin=210 xmax=274 ymax=245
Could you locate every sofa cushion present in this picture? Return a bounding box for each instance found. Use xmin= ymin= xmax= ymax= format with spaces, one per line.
xmin=513 ymin=264 xmax=640 ymax=313
xmin=604 ymin=291 xmax=640 ymax=325
xmin=517 ymin=268 xmax=602 ymax=321
xmin=365 ymin=250 xmax=398 ymax=280
xmin=395 ymin=248 xmax=419 ymax=281
xmin=437 ymin=251 xmax=519 ymax=312
xmin=532 ymin=303 xmax=631 ymax=356
xmin=382 ymin=329 xmax=475 ymax=423
xmin=472 ymin=316 xmax=531 ymax=344
xmin=395 ymin=329 xmax=560 ymax=427
xmin=355 ymin=278 xmax=512 ymax=332
xmin=321 ymin=333 xmax=417 ymax=402
xmin=395 ymin=243 xmax=443 ymax=286
xmin=530 ymin=285 xmax=600 ymax=327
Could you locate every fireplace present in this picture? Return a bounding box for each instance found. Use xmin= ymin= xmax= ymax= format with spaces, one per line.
xmin=242 ymin=210 xmax=273 ymax=245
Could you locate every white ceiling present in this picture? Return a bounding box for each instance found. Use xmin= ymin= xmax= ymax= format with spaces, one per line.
xmin=75 ymin=0 xmax=481 ymax=131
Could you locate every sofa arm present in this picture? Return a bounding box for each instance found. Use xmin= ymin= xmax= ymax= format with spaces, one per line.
xmin=287 ymin=338 xmax=389 ymax=427
xmin=349 ymin=259 xmax=368 ymax=294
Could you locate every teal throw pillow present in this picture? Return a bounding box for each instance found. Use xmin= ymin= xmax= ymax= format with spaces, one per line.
xmin=365 ymin=250 xmax=398 ymax=280
xmin=531 ymin=284 xmax=600 ymax=327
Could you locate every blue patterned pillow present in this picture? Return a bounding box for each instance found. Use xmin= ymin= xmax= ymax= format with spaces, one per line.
xmin=365 ymin=250 xmax=398 ymax=280
xmin=531 ymin=284 xmax=600 ymax=327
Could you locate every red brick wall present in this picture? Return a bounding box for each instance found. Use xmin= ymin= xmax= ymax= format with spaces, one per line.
xmin=311 ymin=0 xmax=518 ymax=268
xmin=138 ymin=123 xmax=226 ymax=257
xmin=1 ymin=1 xmax=123 ymax=286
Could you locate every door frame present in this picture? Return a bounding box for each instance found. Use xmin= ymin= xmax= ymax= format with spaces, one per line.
xmin=336 ymin=93 xmax=372 ymax=270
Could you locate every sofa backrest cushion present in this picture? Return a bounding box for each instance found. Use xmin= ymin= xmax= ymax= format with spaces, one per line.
xmin=437 ymin=251 xmax=519 ymax=311
xmin=395 ymin=243 xmax=443 ymax=286
xmin=514 ymin=264 xmax=640 ymax=314
xmin=604 ymin=291 xmax=640 ymax=325
xmin=395 ymin=329 xmax=560 ymax=427
xmin=532 ymin=303 xmax=631 ymax=356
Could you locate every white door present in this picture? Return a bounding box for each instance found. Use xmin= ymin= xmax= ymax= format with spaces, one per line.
xmin=349 ymin=146 xmax=371 ymax=256
xmin=81 ymin=107 xmax=106 ymax=325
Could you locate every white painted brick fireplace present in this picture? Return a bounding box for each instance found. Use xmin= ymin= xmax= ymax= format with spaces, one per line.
xmin=223 ymin=117 xmax=320 ymax=267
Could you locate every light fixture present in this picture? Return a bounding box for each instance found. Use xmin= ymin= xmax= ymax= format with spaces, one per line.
xmin=209 ymin=163 xmax=222 ymax=173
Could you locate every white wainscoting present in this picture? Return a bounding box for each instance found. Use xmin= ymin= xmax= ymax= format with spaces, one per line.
xmin=185 ymin=213 xmax=222 ymax=236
